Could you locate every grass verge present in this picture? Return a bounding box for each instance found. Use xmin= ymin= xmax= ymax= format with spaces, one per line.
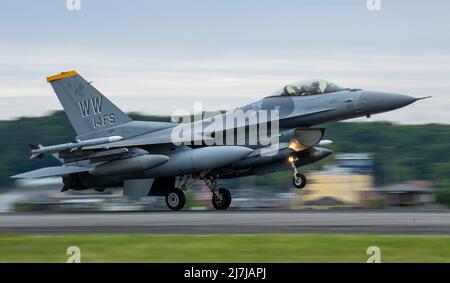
xmin=1 ymin=233 xmax=449 ymax=262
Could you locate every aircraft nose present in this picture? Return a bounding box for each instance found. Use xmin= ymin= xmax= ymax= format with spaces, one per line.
xmin=359 ymin=91 xmax=418 ymax=114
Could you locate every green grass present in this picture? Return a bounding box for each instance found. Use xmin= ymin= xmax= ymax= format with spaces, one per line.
xmin=1 ymin=233 xmax=450 ymax=263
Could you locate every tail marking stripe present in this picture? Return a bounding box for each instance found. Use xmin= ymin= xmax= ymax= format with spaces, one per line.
xmin=47 ymin=70 xmax=78 ymax=82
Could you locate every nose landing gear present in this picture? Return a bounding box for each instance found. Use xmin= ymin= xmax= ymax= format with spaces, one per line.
xmin=289 ymin=156 xmax=307 ymax=189
xmin=293 ymin=173 xmax=307 ymax=189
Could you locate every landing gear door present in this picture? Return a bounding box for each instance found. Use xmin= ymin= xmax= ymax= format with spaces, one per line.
xmin=123 ymin=179 xmax=154 ymax=197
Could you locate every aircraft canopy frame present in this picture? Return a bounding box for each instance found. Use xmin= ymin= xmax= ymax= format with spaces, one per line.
xmin=271 ymin=79 xmax=348 ymax=97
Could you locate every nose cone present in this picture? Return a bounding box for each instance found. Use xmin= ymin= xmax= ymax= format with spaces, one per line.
xmin=359 ymin=91 xmax=418 ymax=115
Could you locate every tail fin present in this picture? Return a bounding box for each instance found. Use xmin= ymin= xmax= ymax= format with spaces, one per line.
xmin=47 ymin=71 xmax=131 ymax=136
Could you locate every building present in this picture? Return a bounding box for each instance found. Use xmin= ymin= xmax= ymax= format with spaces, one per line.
xmin=293 ymin=153 xmax=374 ymax=208
xmin=361 ymin=181 xmax=436 ymax=207
xmin=296 ymin=167 xmax=373 ymax=208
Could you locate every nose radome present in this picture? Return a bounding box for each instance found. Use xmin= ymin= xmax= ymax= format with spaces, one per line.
xmin=359 ymin=91 xmax=418 ymax=114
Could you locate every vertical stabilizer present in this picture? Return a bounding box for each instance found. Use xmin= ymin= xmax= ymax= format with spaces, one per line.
xmin=47 ymin=71 xmax=131 ymax=136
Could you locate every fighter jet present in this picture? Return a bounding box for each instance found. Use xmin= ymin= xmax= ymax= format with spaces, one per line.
xmin=12 ymin=71 xmax=428 ymax=210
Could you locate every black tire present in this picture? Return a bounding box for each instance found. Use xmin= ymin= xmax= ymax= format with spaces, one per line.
xmin=292 ymin=173 xmax=307 ymax=189
xmin=212 ymin=188 xmax=232 ymax=210
xmin=165 ymin=188 xmax=186 ymax=211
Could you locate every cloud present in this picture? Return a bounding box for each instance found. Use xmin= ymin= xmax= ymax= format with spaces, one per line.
xmin=0 ymin=43 xmax=449 ymax=124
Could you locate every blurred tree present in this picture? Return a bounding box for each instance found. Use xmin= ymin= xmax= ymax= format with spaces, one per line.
xmin=1 ymin=112 xmax=449 ymax=191
xmin=431 ymin=163 xmax=450 ymax=207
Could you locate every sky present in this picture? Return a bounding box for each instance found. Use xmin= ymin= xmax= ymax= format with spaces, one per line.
xmin=0 ymin=0 xmax=449 ymax=124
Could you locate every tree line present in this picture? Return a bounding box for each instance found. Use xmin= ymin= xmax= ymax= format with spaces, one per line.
xmin=1 ymin=111 xmax=449 ymax=205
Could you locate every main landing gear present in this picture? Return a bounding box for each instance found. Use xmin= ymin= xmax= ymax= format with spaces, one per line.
xmin=211 ymin=188 xmax=232 ymax=210
xmin=203 ymin=175 xmax=232 ymax=210
xmin=166 ymin=172 xmax=232 ymax=211
xmin=165 ymin=187 xmax=186 ymax=211
xmin=289 ymin=156 xmax=307 ymax=189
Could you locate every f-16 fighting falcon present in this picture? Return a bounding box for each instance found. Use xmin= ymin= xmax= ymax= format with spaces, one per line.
xmin=12 ymin=71 xmax=429 ymax=210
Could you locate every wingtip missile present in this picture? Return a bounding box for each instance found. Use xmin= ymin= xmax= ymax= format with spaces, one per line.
xmin=29 ymin=144 xmax=40 ymax=150
xmin=29 ymin=135 xmax=124 ymax=157
xmin=105 ymin=135 xmax=123 ymax=143
xmin=29 ymin=144 xmax=44 ymax=159
xmin=30 ymin=153 xmax=44 ymax=160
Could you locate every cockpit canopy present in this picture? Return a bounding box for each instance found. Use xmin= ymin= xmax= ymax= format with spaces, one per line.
xmin=272 ymin=79 xmax=347 ymax=97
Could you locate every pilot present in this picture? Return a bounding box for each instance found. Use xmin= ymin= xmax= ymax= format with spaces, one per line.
xmin=296 ymin=86 xmax=306 ymax=96
xmin=283 ymin=85 xmax=302 ymax=96
xmin=310 ymin=81 xmax=321 ymax=94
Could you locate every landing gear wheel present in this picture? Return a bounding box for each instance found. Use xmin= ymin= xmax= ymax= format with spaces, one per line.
xmin=166 ymin=188 xmax=186 ymax=211
xmin=212 ymin=188 xmax=232 ymax=210
xmin=292 ymin=173 xmax=306 ymax=189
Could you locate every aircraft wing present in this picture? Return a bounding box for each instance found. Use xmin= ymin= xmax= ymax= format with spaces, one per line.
xmin=11 ymin=165 xmax=91 ymax=179
xmin=82 ymin=128 xmax=214 ymax=149
xmin=83 ymin=108 xmax=335 ymax=150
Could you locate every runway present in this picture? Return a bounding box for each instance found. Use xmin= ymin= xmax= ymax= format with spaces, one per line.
xmin=1 ymin=210 xmax=450 ymax=234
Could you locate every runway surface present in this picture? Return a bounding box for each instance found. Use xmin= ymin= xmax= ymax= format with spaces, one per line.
xmin=1 ymin=211 xmax=450 ymax=234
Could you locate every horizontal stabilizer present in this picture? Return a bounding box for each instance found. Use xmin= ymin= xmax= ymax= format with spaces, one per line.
xmin=11 ymin=165 xmax=90 ymax=179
